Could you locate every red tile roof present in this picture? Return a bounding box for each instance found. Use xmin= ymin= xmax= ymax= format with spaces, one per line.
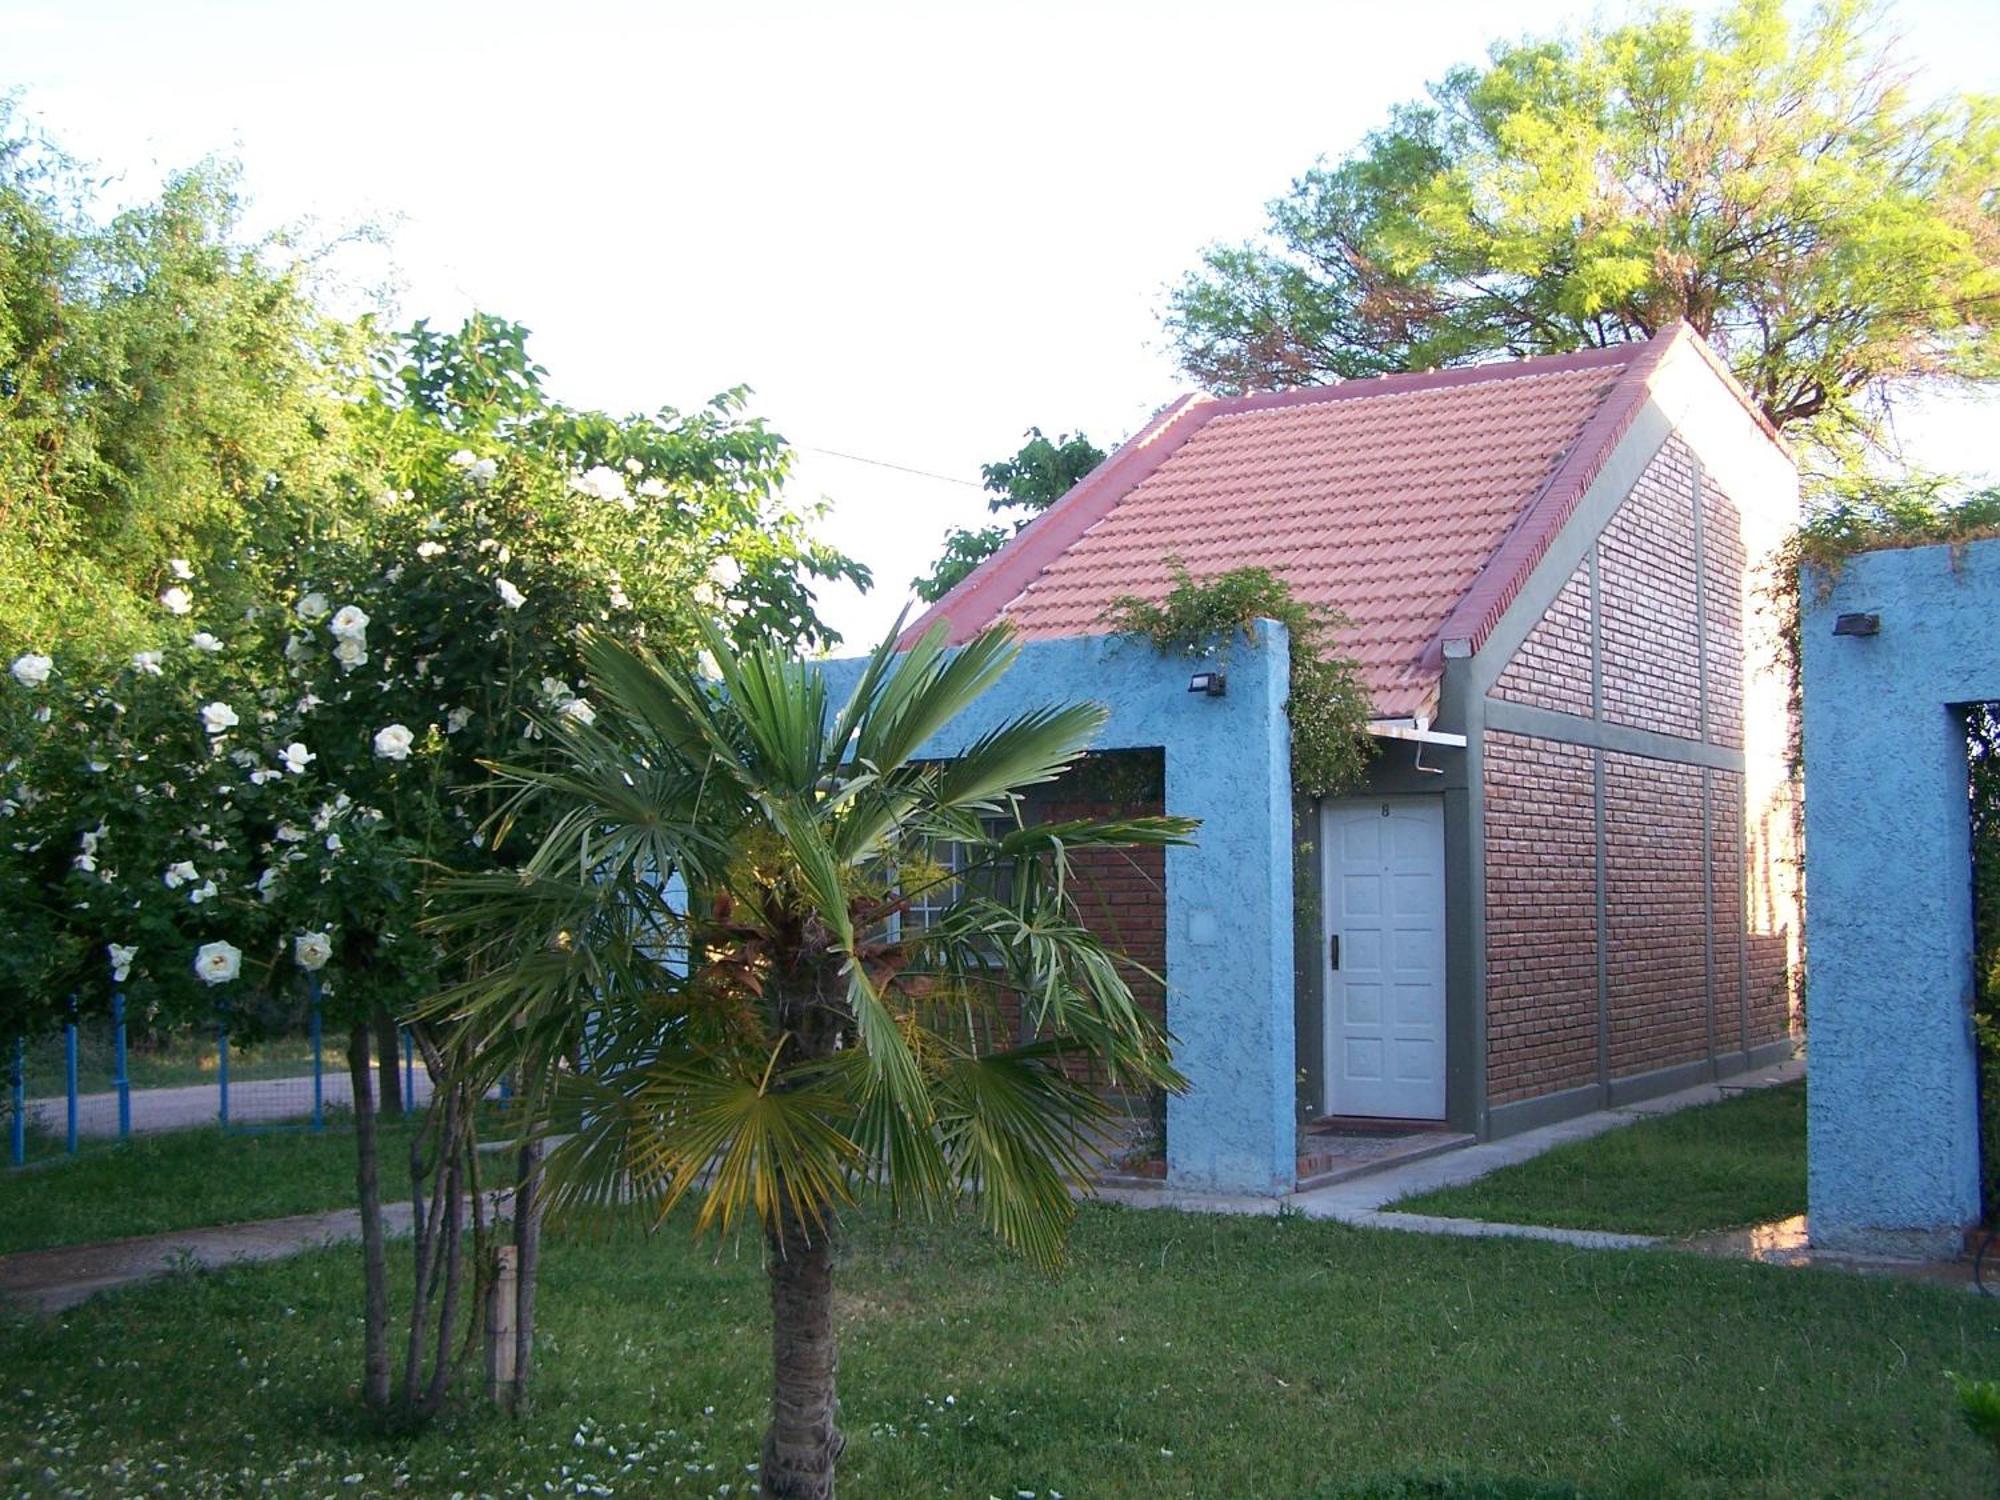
xmin=905 ymin=323 xmax=1766 ymax=722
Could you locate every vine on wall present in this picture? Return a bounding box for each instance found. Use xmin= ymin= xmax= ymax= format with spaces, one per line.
xmin=1100 ymin=558 xmax=1375 ymax=799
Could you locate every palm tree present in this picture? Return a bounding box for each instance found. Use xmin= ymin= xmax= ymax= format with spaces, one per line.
xmin=430 ymin=619 xmax=1191 ymax=1499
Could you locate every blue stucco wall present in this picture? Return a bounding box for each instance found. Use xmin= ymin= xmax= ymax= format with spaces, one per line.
xmin=1801 ymin=538 xmax=2000 ymax=1254
xmin=817 ymin=627 xmax=1298 ymax=1195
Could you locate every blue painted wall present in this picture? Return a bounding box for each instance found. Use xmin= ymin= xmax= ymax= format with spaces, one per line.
xmin=1801 ymin=538 xmax=2000 ymax=1253
xmin=818 ymin=627 xmax=1298 ymax=1195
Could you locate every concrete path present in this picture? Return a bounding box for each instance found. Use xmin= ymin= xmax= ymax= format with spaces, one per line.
xmin=25 ymin=1068 xmax=440 ymax=1138
xmin=1098 ymin=1056 xmax=1806 ymax=1256
xmin=0 ymin=1192 xmax=511 ymax=1316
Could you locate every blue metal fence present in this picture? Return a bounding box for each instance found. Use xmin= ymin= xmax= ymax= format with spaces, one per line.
xmin=0 ymin=981 xmax=430 ymax=1167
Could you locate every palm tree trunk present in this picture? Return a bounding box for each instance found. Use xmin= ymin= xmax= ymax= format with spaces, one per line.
xmin=760 ymin=1205 xmax=841 ymax=1500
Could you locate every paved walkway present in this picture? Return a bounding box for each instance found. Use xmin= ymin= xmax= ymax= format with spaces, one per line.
xmin=1099 ymin=1057 xmax=1807 ymax=1255
xmin=0 ymin=1192 xmax=512 ymax=1315
xmin=26 ymin=1068 xmax=440 ymax=1138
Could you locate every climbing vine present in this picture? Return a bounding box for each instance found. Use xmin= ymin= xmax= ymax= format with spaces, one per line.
xmin=1101 ymin=559 xmax=1375 ymax=798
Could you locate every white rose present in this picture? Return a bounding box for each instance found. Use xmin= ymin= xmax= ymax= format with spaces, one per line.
xmin=293 ymin=930 xmax=332 ymax=971
xmin=416 ymin=541 xmax=445 ymax=560
xmin=296 ymin=592 xmax=331 ymax=623
xmin=373 ymin=723 xmax=415 ymax=761
xmin=559 ymin=698 xmax=596 ymax=726
xmin=193 ymin=940 xmax=242 ymax=986
xmin=163 ymin=860 xmax=199 ymax=889
xmin=107 ymin=943 xmax=137 ymax=983
xmin=281 ymin=742 xmax=315 ymax=775
xmin=274 ymin=822 xmax=306 ymax=844
xmin=200 ymin=701 xmax=240 ymax=735
xmin=468 ymin=457 xmax=498 ymax=485
xmin=160 ymin=586 xmax=193 ymax=616
xmin=445 ymin=706 xmax=473 ymax=735
xmin=169 ymin=558 xmax=194 ymax=580
xmin=132 ymin=650 xmax=164 ymax=676
xmin=191 ymin=632 xmax=224 ymax=654
xmin=325 ymin=831 xmax=343 ymax=853
xmin=608 ymin=586 xmax=631 ymax=611
xmin=9 ymin=653 xmax=52 ymax=688
xmin=187 ymin=878 xmax=219 ymax=905
xmin=568 ymin=464 xmax=629 ymax=504
xmin=637 ymin=477 xmax=667 ymax=499
xmin=255 ymin=867 xmax=280 ymax=902
xmin=496 ymin=578 xmax=527 ymax=611
xmin=334 ymin=637 xmax=368 ymax=672
xmin=447 ymin=449 xmax=478 ymax=468
xmin=328 ymin=605 xmax=370 ymax=641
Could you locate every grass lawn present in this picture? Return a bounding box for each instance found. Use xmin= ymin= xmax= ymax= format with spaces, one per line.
xmin=0 ymin=1116 xmax=422 ymax=1255
xmin=1393 ymin=1081 xmax=1806 ymax=1238
xmin=20 ymin=1027 xmax=341 ymax=1098
xmin=3 ymin=1203 xmax=1999 ymax=1497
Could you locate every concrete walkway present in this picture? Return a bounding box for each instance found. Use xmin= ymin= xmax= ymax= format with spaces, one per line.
xmin=0 ymin=1192 xmax=511 ymax=1316
xmin=1099 ymin=1056 xmax=1807 ymax=1255
xmin=26 ymin=1068 xmax=440 ymax=1138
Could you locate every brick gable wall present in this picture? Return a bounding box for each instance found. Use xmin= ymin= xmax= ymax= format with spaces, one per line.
xmin=1482 ymin=434 xmax=1796 ymax=1116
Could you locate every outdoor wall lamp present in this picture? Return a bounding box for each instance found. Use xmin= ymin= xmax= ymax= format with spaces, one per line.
xmin=1188 ymin=671 xmax=1227 ymax=697
xmin=1832 ymin=612 xmax=1881 ymax=637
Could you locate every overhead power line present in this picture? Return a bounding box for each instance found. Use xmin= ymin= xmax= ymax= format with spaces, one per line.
xmin=799 ymin=444 xmax=984 ymax=489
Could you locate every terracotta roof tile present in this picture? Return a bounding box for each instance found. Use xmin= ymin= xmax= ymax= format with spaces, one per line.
xmin=905 ymin=325 xmax=1754 ymax=722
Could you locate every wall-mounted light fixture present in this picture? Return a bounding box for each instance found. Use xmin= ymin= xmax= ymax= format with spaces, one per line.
xmin=1832 ymin=612 xmax=1881 ymax=637
xmin=1188 ymin=671 xmax=1227 ymax=697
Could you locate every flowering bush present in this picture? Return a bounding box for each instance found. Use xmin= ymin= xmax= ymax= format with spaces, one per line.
xmin=0 ymin=314 xmax=866 ymax=1057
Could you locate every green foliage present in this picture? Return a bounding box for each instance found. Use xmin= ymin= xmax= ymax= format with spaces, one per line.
xmin=427 ymin=618 xmax=1192 ymax=1272
xmin=1166 ymin=0 xmax=2000 ymax=453
xmin=0 ymin=103 xmax=374 ymax=659
xmin=913 ymin=427 xmax=1105 ymax=602
xmin=1952 ymin=1372 xmax=2000 ymax=1468
xmin=1100 ymin=559 xmax=1375 ymax=798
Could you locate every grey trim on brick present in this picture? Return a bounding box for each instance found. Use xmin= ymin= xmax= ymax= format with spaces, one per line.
xmin=1439 ymin=656 xmax=1487 ymax=1138
xmin=1486 ymin=1079 xmax=1607 ymax=1139
xmin=1292 ymin=792 xmax=1325 ymax=1123
xmin=1702 ymin=766 xmax=1718 ymax=1065
xmin=1482 ymin=699 xmax=1747 ymax=772
xmin=1593 ymin=747 xmax=1610 ymax=1090
xmin=1737 ymin=775 xmax=1752 ymax=1054
xmin=1691 ymin=453 xmax=1710 ymax=744
xmin=1468 ymin=402 xmax=1674 ymax=699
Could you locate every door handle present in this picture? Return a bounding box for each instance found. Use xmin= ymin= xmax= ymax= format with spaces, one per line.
xmin=1329 ymin=934 xmax=1340 ymax=971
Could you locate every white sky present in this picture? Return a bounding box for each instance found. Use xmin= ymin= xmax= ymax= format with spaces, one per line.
xmin=9 ymin=0 xmax=1998 ymax=648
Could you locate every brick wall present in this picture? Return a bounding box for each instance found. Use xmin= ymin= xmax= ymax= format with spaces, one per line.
xmin=1603 ymin=752 xmax=1710 ymax=1076
xmin=1480 ymin=434 xmax=1794 ymax=1115
xmin=1492 ymin=560 xmax=1593 ymax=716
xmin=1599 ymin=438 xmax=1703 ymax=739
xmin=1483 ymin=732 xmax=1599 ymax=1103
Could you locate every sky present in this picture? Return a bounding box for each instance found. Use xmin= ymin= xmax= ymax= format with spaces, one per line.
xmin=9 ymin=0 xmax=1999 ymax=648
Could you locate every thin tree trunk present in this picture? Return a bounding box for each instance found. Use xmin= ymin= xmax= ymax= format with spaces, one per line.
xmin=511 ymin=1134 xmax=544 ymax=1411
xmin=373 ymin=1002 xmax=404 ymax=1116
xmin=761 ymin=1205 xmax=841 ymax=1500
xmin=346 ymin=1020 xmax=392 ymax=1411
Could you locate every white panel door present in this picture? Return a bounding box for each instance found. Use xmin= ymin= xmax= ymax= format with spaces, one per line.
xmin=1322 ymin=797 xmax=1446 ymax=1120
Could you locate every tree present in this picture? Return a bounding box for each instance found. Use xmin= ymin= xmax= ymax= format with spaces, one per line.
xmin=912 ymin=428 xmax=1105 ymax=601
xmin=1165 ymin=0 xmax=2000 ymax=454
xmin=429 ymin=620 xmax=1192 ymax=1498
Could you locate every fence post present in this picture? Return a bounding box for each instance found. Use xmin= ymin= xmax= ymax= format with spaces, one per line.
xmin=308 ymin=974 xmax=324 ymax=1132
xmin=112 ymin=991 xmax=130 ymax=1142
xmin=217 ymin=1008 xmax=230 ymax=1129
xmin=401 ymin=1026 xmax=415 ymax=1112
xmin=9 ymin=1038 xmax=23 ymax=1167
xmin=64 ymin=997 xmax=78 ymax=1155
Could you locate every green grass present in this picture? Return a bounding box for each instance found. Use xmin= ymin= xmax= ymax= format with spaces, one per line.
xmin=3 ymin=1203 xmax=1998 ymax=1497
xmin=0 ymin=1116 xmax=419 ymax=1254
xmin=1394 ymin=1082 xmax=1807 ymax=1237
xmin=19 ymin=1028 xmax=341 ymax=1098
